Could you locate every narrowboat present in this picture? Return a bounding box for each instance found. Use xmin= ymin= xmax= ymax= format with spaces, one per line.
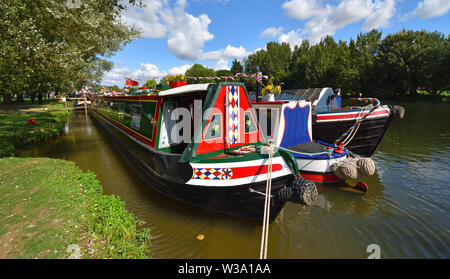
xmin=90 ymin=82 xmax=311 ymax=222
xmin=253 ymin=100 xmax=349 ymax=183
xmin=251 ymin=88 xmax=404 ymax=157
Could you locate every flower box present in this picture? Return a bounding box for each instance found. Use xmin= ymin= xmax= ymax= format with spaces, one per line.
xmin=169 ymin=80 xmax=187 ymax=88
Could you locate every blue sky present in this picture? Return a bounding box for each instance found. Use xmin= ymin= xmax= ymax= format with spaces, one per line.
xmin=102 ymin=0 xmax=450 ymax=86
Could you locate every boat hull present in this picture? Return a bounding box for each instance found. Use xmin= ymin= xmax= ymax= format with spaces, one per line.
xmin=90 ymin=109 xmax=293 ymax=222
xmin=312 ymin=107 xmax=393 ymax=157
xmin=297 ymin=157 xmax=345 ymax=183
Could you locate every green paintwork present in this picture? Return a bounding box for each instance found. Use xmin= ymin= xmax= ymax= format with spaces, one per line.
xmin=97 ymin=99 xmax=157 ymax=142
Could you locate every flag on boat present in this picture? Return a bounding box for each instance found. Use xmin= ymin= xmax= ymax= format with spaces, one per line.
xmin=125 ymin=77 xmax=139 ymax=86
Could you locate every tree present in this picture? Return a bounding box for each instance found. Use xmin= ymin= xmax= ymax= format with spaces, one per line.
xmin=230 ymin=59 xmax=243 ymax=74
xmin=215 ymin=69 xmax=232 ymax=77
xmin=347 ymin=30 xmax=383 ymax=95
xmin=144 ymin=79 xmax=157 ymax=89
xmin=244 ymin=42 xmax=291 ymax=85
xmin=185 ymin=64 xmax=216 ymax=84
xmin=0 ymin=0 xmax=141 ymax=104
xmin=376 ymin=29 xmax=449 ymax=97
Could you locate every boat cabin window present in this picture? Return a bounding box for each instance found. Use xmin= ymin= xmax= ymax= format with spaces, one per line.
xmin=244 ymin=111 xmax=257 ymax=133
xmin=130 ymin=105 xmax=141 ymax=130
xmin=159 ymin=94 xmax=206 ymax=153
xmin=118 ymin=103 xmax=125 ymax=121
xmin=204 ymin=114 xmax=222 ymax=140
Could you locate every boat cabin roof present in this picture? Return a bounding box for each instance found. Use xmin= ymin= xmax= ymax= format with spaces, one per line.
xmin=249 ymin=88 xmax=341 ymax=112
xmin=158 ymin=83 xmax=211 ymax=97
xmin=250 ymin=88 xmax=334 ymax=103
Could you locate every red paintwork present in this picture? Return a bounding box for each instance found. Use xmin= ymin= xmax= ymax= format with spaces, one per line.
xmin=196 ymin=85 xmax=264 ymax=155
xmin=232 ymin=164 xmax=283 ymax=179
xmin=110 ymin=95 xmax=158 ymax=101
xmin=300 ymin=172 xmax=342 ymax=183
xmin=170 ymin=81 xmax=187 ymax=88
xmin=316 ymin=109 xmax=389 ymax=121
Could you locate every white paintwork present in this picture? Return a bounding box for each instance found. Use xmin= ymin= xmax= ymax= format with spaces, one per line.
xmin=157 ymin=83 xmax=210 ymax=97
xmin=316 ymin=106 xmax=391 ymax=123
xmin=253 ymin=100 xmax=312 ymax=147
xmin=296 ymin=156 xmax=346 ymax=173
xmin=186 ymin=157 xmax=292 ymax=187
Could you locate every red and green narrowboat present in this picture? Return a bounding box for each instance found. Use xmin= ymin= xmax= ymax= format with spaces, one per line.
xmin=90 ymin=82 xmax=309 ymax=222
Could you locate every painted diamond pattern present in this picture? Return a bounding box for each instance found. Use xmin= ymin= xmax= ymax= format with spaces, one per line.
xmin=228 ymin=86 xmax=239 ymax=144
xmin=192 ymin=168 xmax=233 ymax=180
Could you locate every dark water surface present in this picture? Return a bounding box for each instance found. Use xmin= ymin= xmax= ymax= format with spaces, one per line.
xmin=18 ymin=102 xmax=450 ymax=258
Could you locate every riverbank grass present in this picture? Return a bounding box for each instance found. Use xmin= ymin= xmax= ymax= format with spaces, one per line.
xmin=0 ymin=103 xmax=70 ymax=157
xmin=0 ymin=157 xmax=151 ymax=259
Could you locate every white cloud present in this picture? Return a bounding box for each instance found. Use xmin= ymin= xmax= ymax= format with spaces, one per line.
xmin=281 ymin=0 xmax=396 ymax=44
xmin=120 ymin=0 xmax=249 ymax=64
xmin=121 ymin=0 xmax=167 ymax=38
xmin=260 ymin=27 xmax=284 ymax=38
xmin=212 ymin=59 xmax=229 ymax=70
xmin=281 ymin=0 xmax=323 ymax=20
xmin=133 ymin=63 xmax=166 ymax=80
xmin=168 ymin=64 xmax=192 ymax=75
xmin=102 ymin=63 xmax=167 ymax=86
xmin=278 ymin=30 xmax=303 ymax=48
xmin=363 ymin=0 xmax=396 ymax=31
xmin=102 ymin=66 xmax=132 ymax=86
xmin=408 ymin=0 xmax=450 ymax=19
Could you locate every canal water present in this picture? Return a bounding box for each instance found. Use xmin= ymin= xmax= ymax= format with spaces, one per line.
xmin=18 ymin=102 xmax=449 ymax=258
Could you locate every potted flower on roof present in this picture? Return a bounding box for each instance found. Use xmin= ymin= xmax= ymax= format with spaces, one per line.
xmin=262 ymin=77 xmax=283 ymax=101
xmin=163 ymin=74 xmax=187 ymax=88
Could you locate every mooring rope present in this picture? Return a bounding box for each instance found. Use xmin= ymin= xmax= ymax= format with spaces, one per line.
xmin=259 ymin=143 xmax=274 ymax=259
xmin=341 ymin=106 xmax=366 ymax=146
xmin=334 ymin=98 xmax=380 ymax=146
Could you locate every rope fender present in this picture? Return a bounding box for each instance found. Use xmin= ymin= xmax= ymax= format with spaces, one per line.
xmin=330 ymin=157 xmax=376 ymax=180
xmin=278 ymin=176 xmax=318 ymax=205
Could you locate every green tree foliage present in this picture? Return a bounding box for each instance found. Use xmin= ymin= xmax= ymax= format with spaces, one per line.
xmin=0 ymin=0 xmax=141 ymax=103
xmin=215 ymin=69 xmax=233 ymax=77
xmin=230 ymin=59 xmax=244 ymax=74
xmin=144 ymin=79 xmax=157 ymax=89
xmin=244 ymin=42 xmax=291 ymax=85
xmin=377 ymin=29 xmax=449 ymax=97
xmin=243 ymin=30 xmax=448 ymax=99
xmin=185 ymin=64 xmax=216 ymax=84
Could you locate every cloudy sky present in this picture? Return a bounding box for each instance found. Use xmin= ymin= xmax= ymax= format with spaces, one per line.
xmin=102 ymin=0 xmax=450 ymax=86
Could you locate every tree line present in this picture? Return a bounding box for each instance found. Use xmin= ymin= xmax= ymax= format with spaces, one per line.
xmin=186 ymin=29 xmax=449 ymax=99
xmin=0 ymin=0 xmax=141 ymax=104
xmin=1 ymin=1 xmax=448 ymax=105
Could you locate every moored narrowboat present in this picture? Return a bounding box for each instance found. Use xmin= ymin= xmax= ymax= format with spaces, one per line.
xmin=251 ymin=88 xmax=404 ymax=157
xmin=90 ymin=82 xmax=313 ymax=222
xmin=253 ymin=100 xmax=349 ymax=183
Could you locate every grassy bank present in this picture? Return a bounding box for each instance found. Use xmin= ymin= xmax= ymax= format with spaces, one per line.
xmin=0 ymin=157 xmax=151 ymax=259
xmin=0 ymin=102 xmax=70 ymax=157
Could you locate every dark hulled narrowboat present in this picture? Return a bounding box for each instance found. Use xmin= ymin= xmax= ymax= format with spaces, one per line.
xmin=251 ymin=88 xmax=403 ymax=157
xmin=90 ymin=82 xmax=303 ymax=222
